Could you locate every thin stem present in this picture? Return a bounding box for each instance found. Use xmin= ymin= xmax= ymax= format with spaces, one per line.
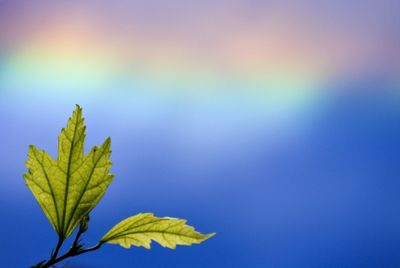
xmin=34 ymin=222 xmax=101 ymax=268
xmin=72 ymin=228 xmax=83 ymax=248
xmin=55 ymin=242 xmax=103 ymax=263
xmin=73 ymin=214 xmax=90 ymax=248
xmin=51 ymin=236 xmax=64 ymax=260
xmin=40 ymin=242 xmax=103 ymax=268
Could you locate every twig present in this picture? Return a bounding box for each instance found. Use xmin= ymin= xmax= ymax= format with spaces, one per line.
xmin=33 ymin=215 xmax=102 ymax=268
xmin=40 ymin=242 xmax=103 ymax=268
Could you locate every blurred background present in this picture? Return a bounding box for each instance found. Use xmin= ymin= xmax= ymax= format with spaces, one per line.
xmin=0 ymin=0 xmax=399 ymax=267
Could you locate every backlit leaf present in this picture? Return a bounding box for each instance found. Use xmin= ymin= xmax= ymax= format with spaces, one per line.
xmin=101 ymin=213 xmax=215 ymax=249
xmin=24 ymin=105 xmax=114 ymax=238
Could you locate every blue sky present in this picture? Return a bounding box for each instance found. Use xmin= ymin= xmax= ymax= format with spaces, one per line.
xmin=0 ymin=87 xmax=399 ymax=267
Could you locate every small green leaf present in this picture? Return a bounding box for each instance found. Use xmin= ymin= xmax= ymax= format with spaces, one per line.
xmin=24 ymin=105 xmax=114 ymax=238
xmin=101 ymin=213 xmax=215 ymax=249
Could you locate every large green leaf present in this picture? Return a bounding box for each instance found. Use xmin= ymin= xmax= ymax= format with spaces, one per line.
xmin=24 ymin=105 xmax=114 ymax=238
xmin=101 ymin=213 xmax=215 ymax=249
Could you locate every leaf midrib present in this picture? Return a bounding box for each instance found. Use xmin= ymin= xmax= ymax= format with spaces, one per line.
xmin=60 ymin=117 xmax=80 ymax=238
xmin=103 ymin=218 xmax=182 ymax=242
xmin=107 ymin=230 xmax=205 ymax=243
xmin=64 ymin=143 xmax=108 ymax=235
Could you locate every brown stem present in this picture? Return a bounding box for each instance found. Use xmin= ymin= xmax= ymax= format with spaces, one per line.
xmin=40 ymin=242 xmax=103 ymax=268
xmin=33 ymin=224 xmax=103 ymax=268
xmin=51 ymin=236 xmax=64 ymax=260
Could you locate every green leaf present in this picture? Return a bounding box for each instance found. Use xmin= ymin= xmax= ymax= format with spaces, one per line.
xmin=24 ymin=105 xmax=114 ymax=238
xmin=100 ymin=213 xmax=215 ymax=249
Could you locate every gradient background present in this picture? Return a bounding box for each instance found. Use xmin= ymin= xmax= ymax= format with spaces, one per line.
xmin=0 ymin=1 xmax=400 ymax=267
